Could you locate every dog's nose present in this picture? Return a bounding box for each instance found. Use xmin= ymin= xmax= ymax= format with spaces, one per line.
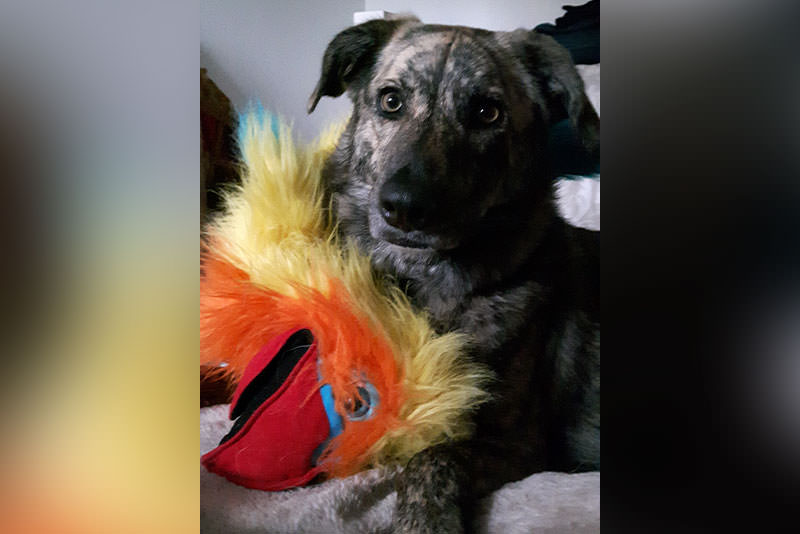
xmin=379 ymin=177 xmax=429 ymax=232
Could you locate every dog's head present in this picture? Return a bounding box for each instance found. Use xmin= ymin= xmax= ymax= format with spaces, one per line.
xmin=309 ymin=18 xmax=598 ymax=253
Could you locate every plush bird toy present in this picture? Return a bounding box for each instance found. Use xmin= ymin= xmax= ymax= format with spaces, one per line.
xmin=200 ymin=108 xmax=490 ymax=491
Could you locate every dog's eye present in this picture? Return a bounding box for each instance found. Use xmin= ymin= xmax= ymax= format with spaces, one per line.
xmin=476 ymin=103 xmax=501 ymax=125
xmin=380 ymin=91 xmax=403 ymax=113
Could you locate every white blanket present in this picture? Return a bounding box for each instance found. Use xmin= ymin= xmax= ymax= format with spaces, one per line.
xmin=201 ymin=405 xmax=599 ymax=533
xmin=555 ymin=63 xmax=600 ymax=232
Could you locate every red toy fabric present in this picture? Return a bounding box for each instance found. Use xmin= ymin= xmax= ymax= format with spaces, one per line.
xmin=201 ymin=329 xmax=330 ymax=491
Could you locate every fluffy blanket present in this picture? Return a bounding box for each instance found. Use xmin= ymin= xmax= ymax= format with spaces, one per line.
xmin=201 ymin=405 xmax=599 ymax=533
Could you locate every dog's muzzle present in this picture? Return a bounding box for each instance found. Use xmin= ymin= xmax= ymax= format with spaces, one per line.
xmin=373 ymin=166 xmax=466 ymax=250
xmin=378 ymin=170 xmax=438 ymax=234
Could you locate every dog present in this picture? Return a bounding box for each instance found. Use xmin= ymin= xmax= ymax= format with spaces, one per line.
xmin=307 ymin=17 xmax=600 ymax=533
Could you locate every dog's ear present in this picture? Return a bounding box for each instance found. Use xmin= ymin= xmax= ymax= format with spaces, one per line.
xmin=307 ymin=18 xmax=411 ymax=114
xmin=518 ymin=31 xmax=600 ymax=157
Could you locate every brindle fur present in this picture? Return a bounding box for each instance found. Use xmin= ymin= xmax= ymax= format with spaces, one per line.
xmin=308 ymin=17 xmax=600 ymax=533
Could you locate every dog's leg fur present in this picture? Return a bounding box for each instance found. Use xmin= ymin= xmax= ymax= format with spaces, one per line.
xmin=395 ymin=443 xmax=470 ymax=533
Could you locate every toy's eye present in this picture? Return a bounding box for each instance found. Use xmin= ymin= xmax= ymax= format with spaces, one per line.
xmin=343 ymin=383 xmax=379 ymax=421
xmin=380 ymin=90 xmax=403 ymax=114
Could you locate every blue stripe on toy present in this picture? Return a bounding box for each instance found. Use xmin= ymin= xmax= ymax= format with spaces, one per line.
xmin=319 ymin=383 xmax=343 ymax=438
xmin=236 ymin=102 xmax=281 ymax=145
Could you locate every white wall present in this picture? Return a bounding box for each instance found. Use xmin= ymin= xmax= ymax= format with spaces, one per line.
xmin=201 ymin=0 xmax=362 ymax=142
xmin=201 ymin=1 xmax=570 ymax=141
xmin=364 ymin=0 xmax=567 ymax=31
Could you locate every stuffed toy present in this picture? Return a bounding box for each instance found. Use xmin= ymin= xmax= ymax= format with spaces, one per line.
xmin=200 ymin=107 xmax=490 ymax=491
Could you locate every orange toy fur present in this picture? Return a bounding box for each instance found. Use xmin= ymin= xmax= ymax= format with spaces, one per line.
xmin=201 ymin=251 xmax=406 ymax=477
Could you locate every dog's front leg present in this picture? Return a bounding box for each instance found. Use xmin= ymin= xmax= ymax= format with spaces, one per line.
xmin=394 ymin=442 xmax=472 ymax=534
xmin=394 ymin=433 xmax=545 ymax=533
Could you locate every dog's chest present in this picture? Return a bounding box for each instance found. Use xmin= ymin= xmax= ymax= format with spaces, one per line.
xmin=402 ymin=265 xmax=545 ymax=355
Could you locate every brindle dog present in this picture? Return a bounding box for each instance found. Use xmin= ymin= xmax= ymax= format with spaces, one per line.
xmin=308 ymin=17 xmax=600 ymax=533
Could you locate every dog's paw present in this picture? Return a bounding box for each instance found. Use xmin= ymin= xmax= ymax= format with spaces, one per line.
xmin=395 ymin=494 xmax=462 ymax=534
xmin=394 ymin=446 xmax=468 ymax=534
